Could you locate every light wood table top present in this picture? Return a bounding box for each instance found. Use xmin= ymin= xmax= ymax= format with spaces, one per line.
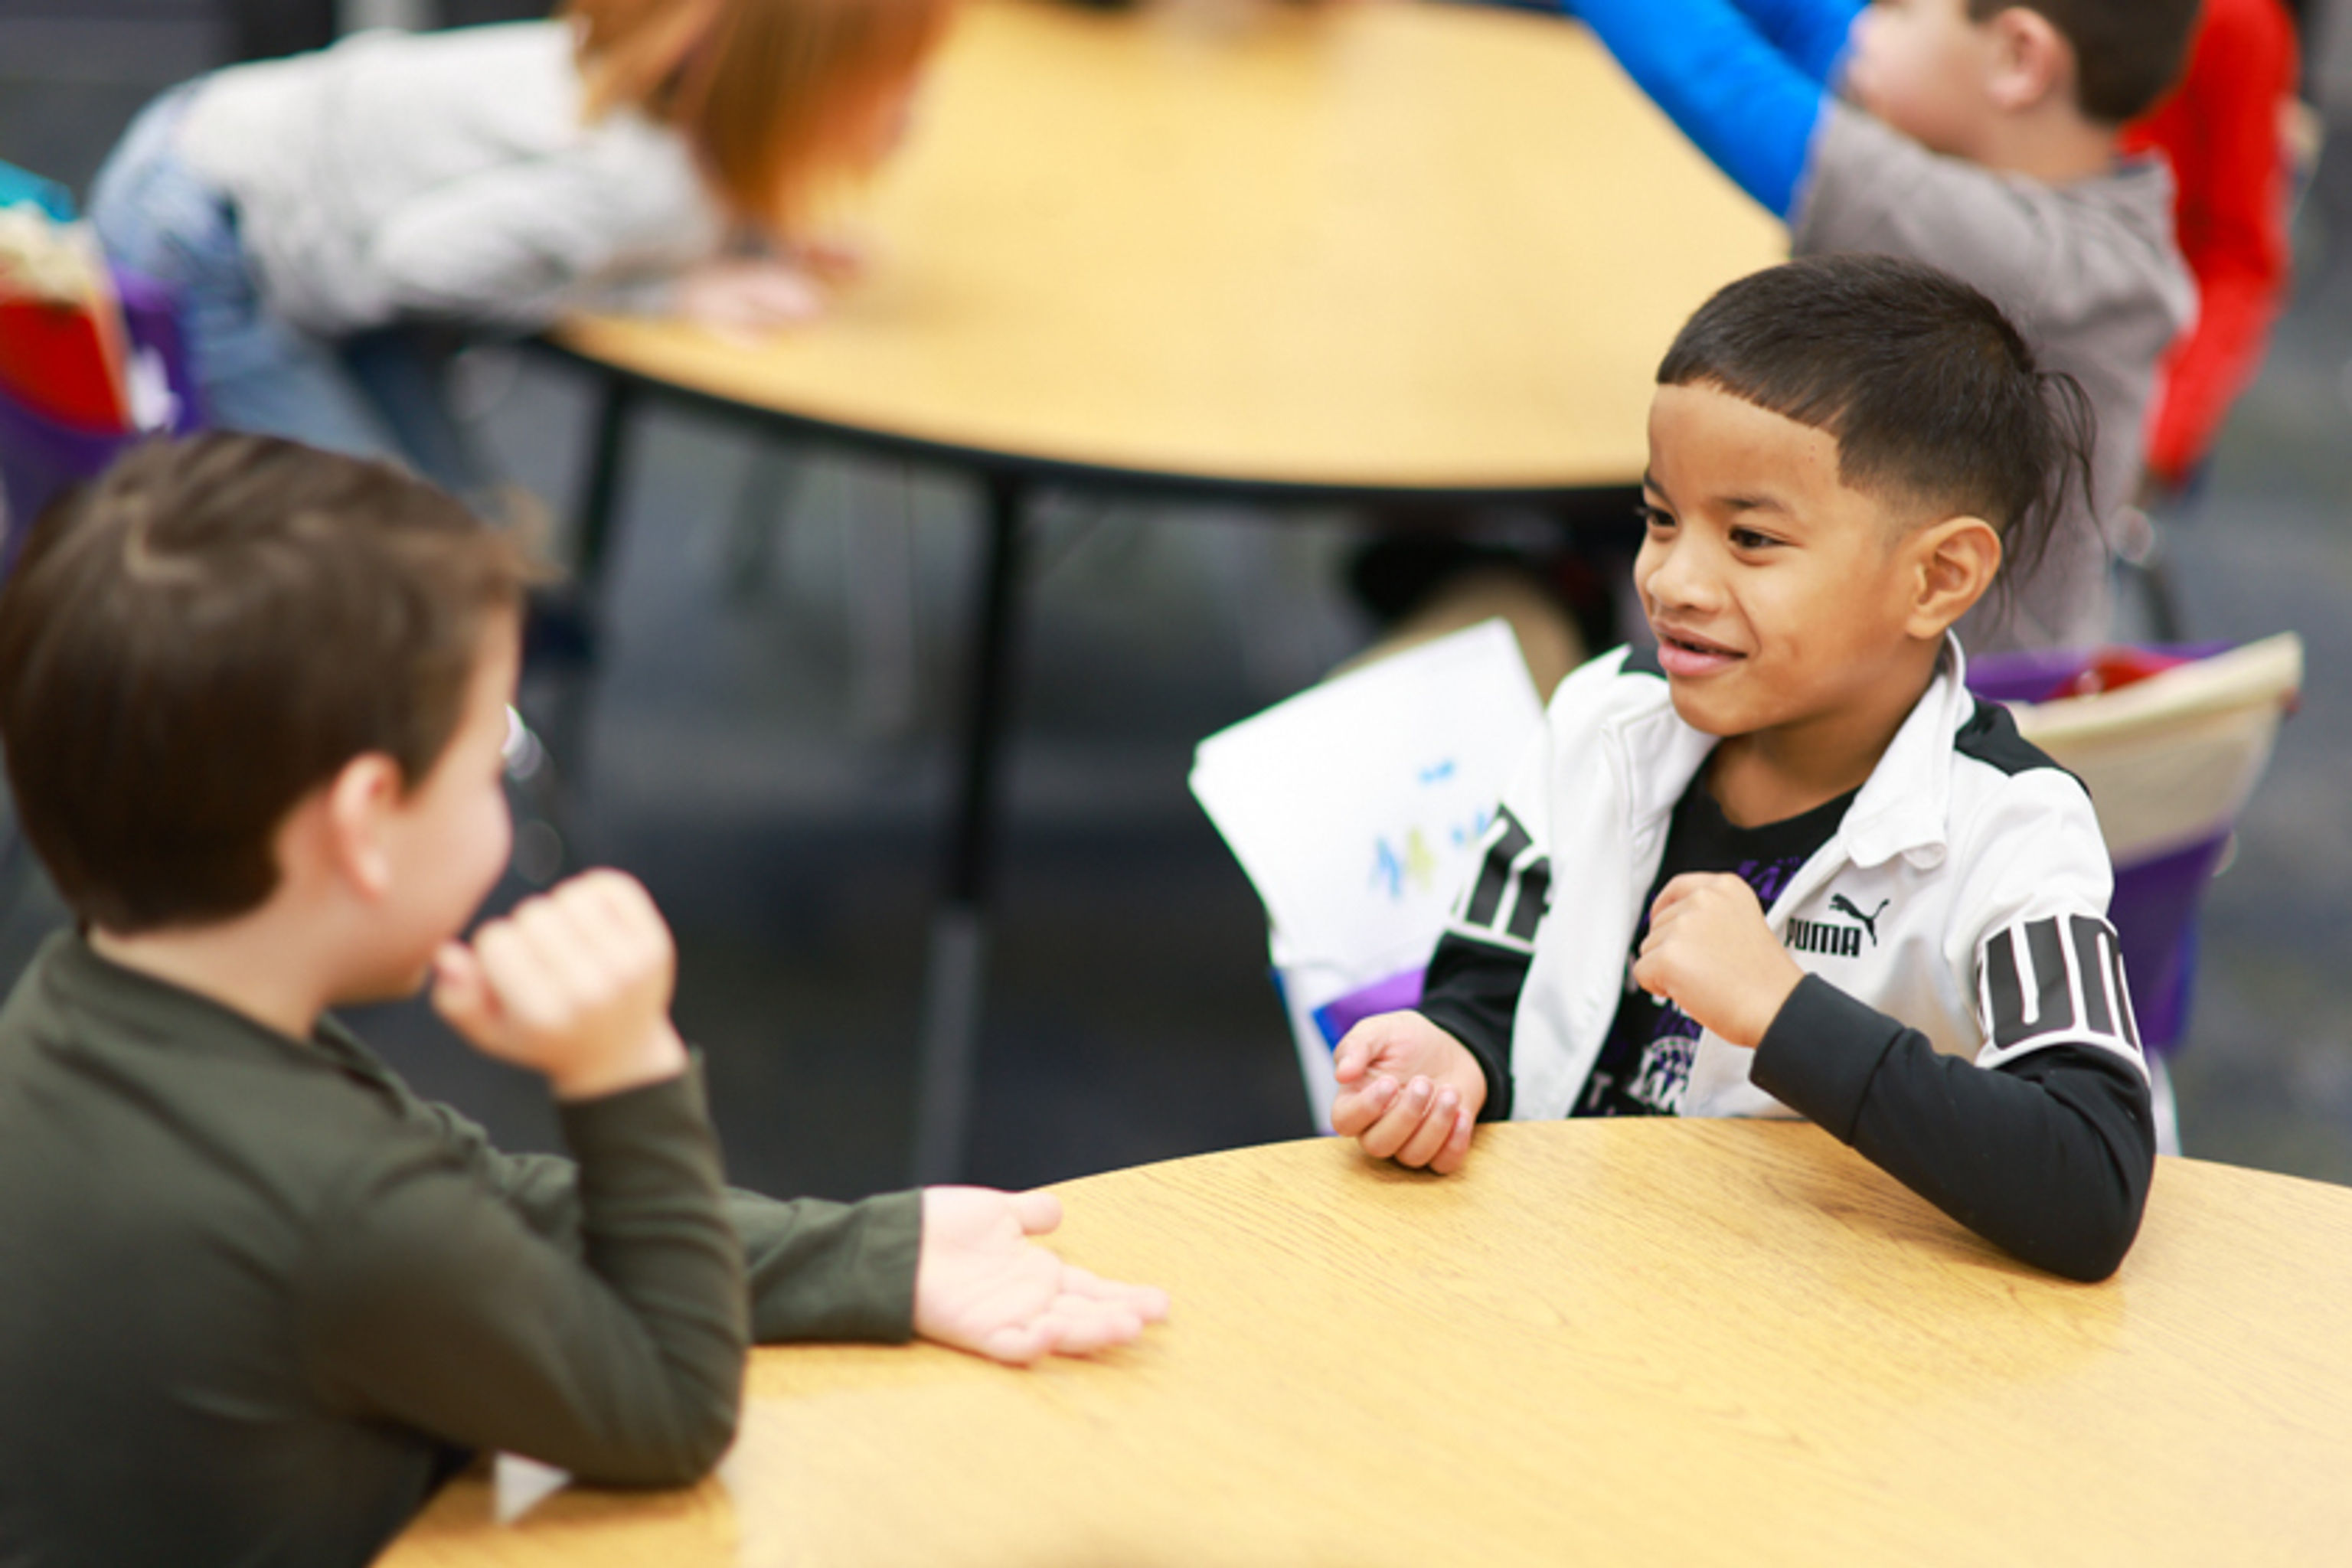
xmin=554 ymin=0 xmax=1783 ymax=497
xmin=386 ymin=1120 xmax=2352 ymax=1566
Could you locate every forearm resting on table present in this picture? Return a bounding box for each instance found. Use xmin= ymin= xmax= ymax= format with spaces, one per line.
xmin=1753 ymin=975 xmax=2157 ymax=1282
xmin=302 ymin=1071 xmax=748 ymax=1488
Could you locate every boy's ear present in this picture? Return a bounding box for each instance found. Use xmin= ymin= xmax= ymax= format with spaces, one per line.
xmin=319 ymin=753 xmax=407 ymax=902
xmin=1904 ymin=515 xmax=2001 ymax=639
xmin=1984 ymin=6 xmax=2075 ymax=115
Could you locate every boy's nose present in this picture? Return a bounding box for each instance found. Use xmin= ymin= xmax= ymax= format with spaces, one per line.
xmin=1638 ymin=537 xmax=1719 ymax=612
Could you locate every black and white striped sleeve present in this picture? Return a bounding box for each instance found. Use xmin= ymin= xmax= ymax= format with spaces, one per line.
xmin=1753 ymin=720 xmax=2159 ymax=1281
xmin=1753 ymin=911 xmax=2154 ymax=1284
xmin=1975 ymin=912 xmax=2145 ymax=1072
xmin=1416 ymin=806 xmax=1552 ymax=1120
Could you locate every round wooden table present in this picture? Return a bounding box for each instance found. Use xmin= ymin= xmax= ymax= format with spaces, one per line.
xmin=385 ymin=1122 xmax=2352 ymax=1566
xmin=560 ymin=0 xmax=1777 ymax=492
xmin=550 ymin=0 xmax=1784 ymax=1182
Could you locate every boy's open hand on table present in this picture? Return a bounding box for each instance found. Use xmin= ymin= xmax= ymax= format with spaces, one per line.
xmin=914 ymin=1188 xmax=1171 ymax=1364
xmin=1330 ymin=1011 xmax=1487 ymax=1174
xmin=431 ymin=870 xmax=691 ymax=1102
xmin=675 ymin=256 xmax=828 ymax=337
xmin=786 ymin=236 xmax=869 ymax=286
xmin=1632 ymin=873 xmax=1805 ymax=1049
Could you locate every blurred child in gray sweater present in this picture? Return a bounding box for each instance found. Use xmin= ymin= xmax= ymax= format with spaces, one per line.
xmin=1564 ymin=0 xmax=2199 ymax=649
xmin=88 ymin=0 xmax=950 ymax=491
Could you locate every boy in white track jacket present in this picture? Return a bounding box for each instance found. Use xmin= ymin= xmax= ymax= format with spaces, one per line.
xmin=1331 ymin=256 xmax=2155 ymax=1282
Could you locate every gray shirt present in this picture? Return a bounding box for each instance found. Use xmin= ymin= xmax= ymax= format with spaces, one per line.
xmin=176 ymin=21 xmax=727 ymax=336
xmin=1794 ymin=103 xmax=2196 ymax=652
xmin=0 ymin=932 xmax=920 ymax=1568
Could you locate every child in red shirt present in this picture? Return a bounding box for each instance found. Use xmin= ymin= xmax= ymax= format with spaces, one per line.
xmin=2122 ymin=0 xmax=2304 ymax=491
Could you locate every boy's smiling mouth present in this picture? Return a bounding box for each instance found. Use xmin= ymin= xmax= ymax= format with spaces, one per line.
xmin=1651 ymin=622 xmax=1746 ymax=677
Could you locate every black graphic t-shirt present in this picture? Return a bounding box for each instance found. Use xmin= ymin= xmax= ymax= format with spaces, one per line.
xmin=1572 ymin=772 xmax=1857 ymax=1118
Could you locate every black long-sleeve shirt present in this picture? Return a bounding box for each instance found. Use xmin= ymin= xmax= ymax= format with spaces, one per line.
xmin=1419 ymin=767 xmax=2155 ymax=1285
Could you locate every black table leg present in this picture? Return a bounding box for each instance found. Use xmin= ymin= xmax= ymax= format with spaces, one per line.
xmin=527 ymin=371 xmax=638 ymax=795
xmin=575 ymin=372 xmax=639 ymax=599
xmin=910 ymin=472 xmax=1028 ymax=1184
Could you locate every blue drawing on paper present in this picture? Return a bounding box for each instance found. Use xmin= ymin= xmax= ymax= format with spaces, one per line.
xmin=1367 ymin=758 xmax=1495 ymax=902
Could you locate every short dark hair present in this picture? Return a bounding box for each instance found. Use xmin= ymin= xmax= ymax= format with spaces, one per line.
xmin=1657 ymin=252 xmax=2095 ymax=599
xmin=1975 ymin=0 xmax=2203 ymax=124
xmin=0 ymin=435 xmax=540 ymax=934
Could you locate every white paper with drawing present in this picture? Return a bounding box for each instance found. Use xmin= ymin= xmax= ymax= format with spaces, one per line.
xmin=1190 ymin=620 xmax=1544 ymax=1124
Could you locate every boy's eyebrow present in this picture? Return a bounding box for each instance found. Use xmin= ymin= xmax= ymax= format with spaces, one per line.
xmin=1645 ymin=470 xmax=1795 ymax=517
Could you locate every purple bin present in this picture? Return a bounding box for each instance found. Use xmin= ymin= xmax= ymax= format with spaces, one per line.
xmin=0 ymin=269 xmax=202 ymax=568
xmin=1969 ymin=645 xmax=2239 ymax=1057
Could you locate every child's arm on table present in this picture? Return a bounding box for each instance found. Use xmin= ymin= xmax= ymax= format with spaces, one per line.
xmin=422 ymin=1122 xmax=1167 ymax=1362
xmin=416 ymin=902 xmax=1165 ymax=1362
xmin=1334 ymin=716 xmax=1566 ymax=1172
xmin=672 ymin=256 xmax=828 ymax=334
xmin=298 ymin=871 xmax=745 ymax=1486
xmin=427 ymin=1136 xmax=1165 ymax=1364
xmin=1330 ymin=793 xmax=1560 ymax=1173
xmin=1638 ymin=867 xmax=2157 ymax=1283
xmin=349 ymin=162 xmax=690 ymax=330
xmin=355 ymin=165 xmax=832 ymax=335
xmin=1331 ymin=1009 xmax=1487 ymax=1174
xmin=912 ymin=1187 xmax=1169 ymax=1364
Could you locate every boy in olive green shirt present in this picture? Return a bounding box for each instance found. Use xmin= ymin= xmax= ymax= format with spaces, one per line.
xmin=0 ymin=436 xmax=1165 ymax=1568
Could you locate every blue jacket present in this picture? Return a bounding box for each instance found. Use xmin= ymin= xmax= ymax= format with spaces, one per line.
xmin=1560 ymin=0 xmax=1864 ymax=216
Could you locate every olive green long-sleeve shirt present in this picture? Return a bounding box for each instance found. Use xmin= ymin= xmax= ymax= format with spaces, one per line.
xmin=0 ymin=933 xmax=921 ymax=1568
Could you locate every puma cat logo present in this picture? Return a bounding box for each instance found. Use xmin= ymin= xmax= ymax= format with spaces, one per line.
xmin=1829 ymin=894 xmax=1891 ymax=946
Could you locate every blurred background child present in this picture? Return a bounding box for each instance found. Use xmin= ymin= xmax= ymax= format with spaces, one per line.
xmin=86 ymin=0 xmax=955 ymax=495
xmin=2123 ymin=0 xmax=2306 ymax=499
xmin=1552 ymin=0 xmax=2200 ymax=652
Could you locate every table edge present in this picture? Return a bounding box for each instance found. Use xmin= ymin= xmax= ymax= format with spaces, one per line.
xmin=534 ymin=335 xmax=1653 ymax=514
